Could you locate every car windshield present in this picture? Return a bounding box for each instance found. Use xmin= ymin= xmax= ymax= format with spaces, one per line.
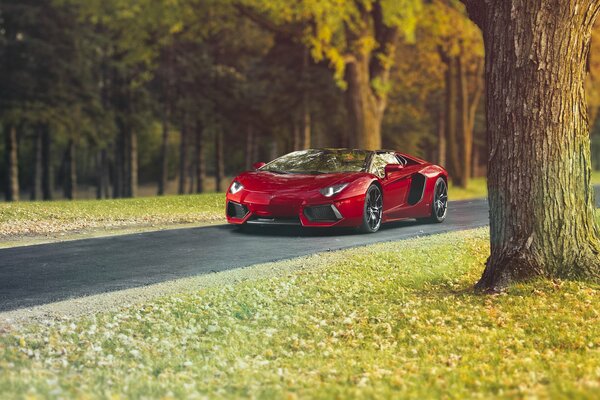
xmin=261 ymin=149 xmax=370 ymax=174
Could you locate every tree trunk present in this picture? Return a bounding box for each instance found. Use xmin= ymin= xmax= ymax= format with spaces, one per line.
xmin=129 ymin=130 xmax=138 ymax=198
xmin=195 ymin=119 xmax=205 ymax=193
xmin=113 ymin=130 xmax=124 ymax=198
xmin=345 ymin=57 xmax=383 ymax=150
xmin=31 ymin=128 xmax=42 ymax=200
xmin=158 ymin=111 xmax=169 ymax=195
xmin=178 ymin=117 xmax=188 ymax=195
xmin=462 ymin=0 xmax=600 ymax=290
xmin=292 ymin=120 xmax=301 ymax=151
xmin=64 ymin=139 xmax=76 ymax=200
xmin=301 ymin=46 xmax=312 ymax=150
xmin=437 ymin=107 xmax=446 ymax=167
xmin=41 ymin=124 xmax=52 ymax=201
xmin=443 ymin=55 xmax=461 ymax=185
xmin=457 ymin=53 xmax=472 ymax=188
xmin=214 ymin=130 xmax=224 ymax=192
xmin=96 ymin=148 xmax=109 ymax=199
xmin=246 ymin=125 xmax=255 ymax=170
xmin=4 ymin=124 xmax=19 ymax=202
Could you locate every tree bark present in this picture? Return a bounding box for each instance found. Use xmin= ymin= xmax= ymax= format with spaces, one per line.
xmin=4 ymin=124 xmax=19 ymax=202
xmin=462 ymin=0 xmax=600 ymax=290
xmin=214 ymin=130 xmax=224 ymax=192
xmin=345 ymin=57 xmax=384 ymax=150
xmin=64 ymin=139 xmax=76 ymax=200
xmin=456 ymin=52 xmax=472 ymax=188
xmin=437 ymin=107 xmax=446 ymax=167
xmin=113 ymin=130 xmax=124 ymax=198
xmin=158 ymin=110 xmax=169 ymax=196
xmin=301 ymin=46 xmax=312 ymax=150
xmin=443 ymin=54 xmax=461 ymax=185
xmin=31 ymin=128 xmax=42 ymax=201
xmin=96 ymin=148 xmax=109 ymax=199
xmin=129 ymin=130 xmax=138 ymax=198
xmin=41 ymin=124 xmax=52 ymax=201
xmin=195 ymin=119 xmax=205 ymax=193
xmin=246 ymin=125 xmax=255 ymax=170
xmin=178 ymin=117 xmax=188 ymax=195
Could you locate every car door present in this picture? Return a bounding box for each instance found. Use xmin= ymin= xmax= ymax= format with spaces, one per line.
xmin=370 ymin=153 xmax=412 ymax=219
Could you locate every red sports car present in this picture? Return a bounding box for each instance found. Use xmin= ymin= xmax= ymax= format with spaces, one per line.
xmin=226 ymin=149 xmax=448 ymax=233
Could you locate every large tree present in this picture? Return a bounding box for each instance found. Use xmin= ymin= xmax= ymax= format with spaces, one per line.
xmin=461 ymin=0 xmax=600 ymax=290
xmin=238 ymin=0 xmax=421 ymax=150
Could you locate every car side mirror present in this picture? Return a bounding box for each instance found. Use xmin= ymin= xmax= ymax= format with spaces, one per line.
xmin=384 ymin=163 xmax=403 ymax=178
xmin=252 ymin=162 xmax=266 ymax=170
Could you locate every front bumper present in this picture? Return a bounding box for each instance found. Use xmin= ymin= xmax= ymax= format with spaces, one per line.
xmin=225 ymin=190 xmax=364 ymax=228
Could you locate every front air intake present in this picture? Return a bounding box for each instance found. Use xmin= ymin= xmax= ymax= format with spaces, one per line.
xmin=227 ymin=201 xmax=249 ymax=219
xmin=304 ymin=205 xmax=342 ymax=222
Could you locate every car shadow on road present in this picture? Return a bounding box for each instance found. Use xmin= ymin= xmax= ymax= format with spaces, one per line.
xmin=224 ymin=219 xmax=424 ymax=238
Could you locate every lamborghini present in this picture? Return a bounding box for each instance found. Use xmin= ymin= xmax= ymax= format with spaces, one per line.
xmin=226 ymin=148 xmax=448 ymax=233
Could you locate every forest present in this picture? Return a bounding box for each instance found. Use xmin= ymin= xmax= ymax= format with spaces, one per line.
xmin=1 ymin=0 xmax=600 ymax=202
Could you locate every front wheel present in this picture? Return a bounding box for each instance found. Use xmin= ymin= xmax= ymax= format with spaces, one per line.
xmin=419 ymin=177 xmax=448 ymax=223
xmin=358 ymin=184 xmax=383 ymax=233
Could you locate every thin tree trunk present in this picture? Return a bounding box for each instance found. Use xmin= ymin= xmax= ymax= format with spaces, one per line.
xmin=41 ymin=124 xmax=52 ymax=201
xmin=113 ymin=129 xmax=124 ymax=198
xmin=4 ymin=124 xmax=19 ymax=202
xmin=443 ymin=55 xmax=461 ymax=185
xmin=301 ymin=46 xmax=312 ymax=150
xmin=31 ymin=128 xmax=42 ymax=200
xmin=437 ymin=107 xmax=446 ymax=167
xmin=214 ymin=130 xmax=224 ymax=192
xmin=292 ymin=120 xmax=301 ymax=151
xmin=188 ymin=127 xmax=196 ymax=194
xmin=129 ymin=129 xmax=137 ymax=197
xmin=457 ymin=52 xmax=472 ymax=188
xmin=246 ymin=125 xmax=255 ymax=170
xmin=158 ymin=111 xmax=169 ymax=195
xmin=195 ymin=119 xmax=205 ymax=193
xmin=178 ymin=117 xmax=188 ymax=195
xmin=64 ymin=139 xmax=76 ymax=200
xmin=462 ymin=0 xmax=600 ymax=289
xmin=95 ymin=149 xmax=104 ymax=199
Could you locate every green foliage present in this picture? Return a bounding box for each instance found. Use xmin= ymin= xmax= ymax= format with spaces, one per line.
xmin=1 ymin=229 xmax=599 ymax=397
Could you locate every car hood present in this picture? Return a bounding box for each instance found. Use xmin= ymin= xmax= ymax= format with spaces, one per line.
xmin=236 ymin=171 xmax=364 ymax=193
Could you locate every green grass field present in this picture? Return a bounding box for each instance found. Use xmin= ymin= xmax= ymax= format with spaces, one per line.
xmin=1 ymin=228 xmax=598 ymax=398
xmin=0 ymin=193 xmax=224 ymax=239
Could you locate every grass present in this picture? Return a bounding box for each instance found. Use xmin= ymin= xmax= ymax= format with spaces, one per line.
xmin=448 ymin=177 xmax=488 ymax=201
xmin=450 ymin=171 xmax=600 ymax=201
xmin=1 ymin=228 xmax=599 ymax=399
xmin=0 ymin=193 xmax=224 ymax=238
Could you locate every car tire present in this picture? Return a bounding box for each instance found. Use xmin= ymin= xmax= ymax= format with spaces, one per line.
xmin=358 ymin=184 xmax=383 ymax=233
xmin=419 ymin=177 xmax=448 ymax=224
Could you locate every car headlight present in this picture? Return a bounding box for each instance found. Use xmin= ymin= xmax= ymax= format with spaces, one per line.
xmin=320 ymin=183 xmax=349 ymax=197
xmin=229 ymin=181 xmax=244 ymax=194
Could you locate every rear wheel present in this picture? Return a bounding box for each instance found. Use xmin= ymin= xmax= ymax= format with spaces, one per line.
xmin=419 ymin=177 xmax=448 ymax=223
xmin=358 ymin=184 xmax=383 ymax=233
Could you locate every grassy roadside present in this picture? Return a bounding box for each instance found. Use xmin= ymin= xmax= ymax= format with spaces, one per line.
xmin=0 ymin=193 xmax=224 ymax=241
xmin=1 ymin=228 xmax=598 ymax=399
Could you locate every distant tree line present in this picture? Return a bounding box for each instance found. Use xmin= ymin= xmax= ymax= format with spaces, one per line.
xmin=2 ymin=0 xmax=599 ymax=202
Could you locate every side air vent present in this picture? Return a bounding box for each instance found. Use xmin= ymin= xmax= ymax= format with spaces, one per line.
xmin=304 ymin=205 xmax=342 ymax=222
xmin=408 ymin=173 xmax=427 ymax=205
xmin=227 ymin=201 xmax=249 ymax=219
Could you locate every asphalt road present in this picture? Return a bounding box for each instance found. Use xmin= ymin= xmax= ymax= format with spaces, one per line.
xmin=0 ymin=198 xmax=494 ymax=312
